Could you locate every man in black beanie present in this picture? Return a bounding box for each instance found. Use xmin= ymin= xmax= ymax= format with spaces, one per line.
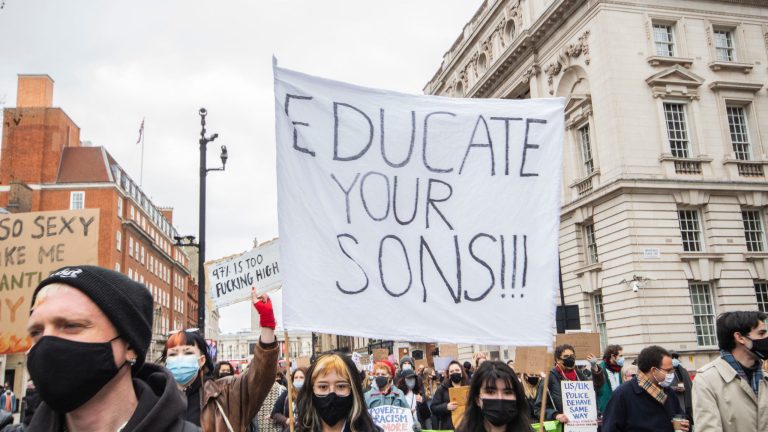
xmin=25 ymin=265 xmax=199 ymax=432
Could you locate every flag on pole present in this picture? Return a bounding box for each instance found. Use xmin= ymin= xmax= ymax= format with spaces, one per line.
xmin=136 ymin=118 xmax=145 ymax=145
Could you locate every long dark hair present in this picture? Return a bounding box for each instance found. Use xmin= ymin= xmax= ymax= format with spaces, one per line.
xmin=445 ymin=360 xmax=470 ymax=386
xmin=457 ymin=361 xmax=532 ymax=432
xmin=295 ymin=353 xmax=378 ymax=432
xmin=396 ymin=372 xmax=425 ymax=396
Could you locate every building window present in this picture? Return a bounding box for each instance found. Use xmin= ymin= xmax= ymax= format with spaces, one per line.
xmin=726 ymin=106 xmax=752 ymax=161
xmin=689 ymin=282 xmax=717 ymax=346
xmin=70 ymin=191 xmax=85 ymax=210
xmin=742 ymin=210 xmax=765 ymax=252
xmin=584 ymin=222 xmax=599 ymax=264
xmin=116 ymin=231 xmax=122 ymax=251
xmin=128 ymin=268 xmax=133 ymax=279
xmin=663 ymin=103 xmax=690 ymax=158
xmin=593 ymin=292 xmax=607 ymax=349
xmin=578 ymin=124 xmax=594 ymax=175
xmin=117 ymin=197 xmax=124 ymax=219
xmin=756 ymin=281 xmax=768 ymax=313
xmin=140 ymin=246 xmax=145 ymax=265
xmin=115 ymin=262 xmax=120 ymax=272
xmin=128 ymin=237 xmax=134 ymax=257
xmin=678 ymin=209 xmax=703 ymax=252
xmin=653 ymin=23 xmax=676 ymax=57
xmin=714 ymin=29 xmax=735 ymax=62
xmin=130 ymin=206 xmax=135 ymax=220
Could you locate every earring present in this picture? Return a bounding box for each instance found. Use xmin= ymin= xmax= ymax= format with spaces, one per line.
xmin=128 ymin=358 xmax=137 ymax=366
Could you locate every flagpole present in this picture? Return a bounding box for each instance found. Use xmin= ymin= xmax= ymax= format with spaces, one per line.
xmin=140 ymin=118 xmax=146 ymax=187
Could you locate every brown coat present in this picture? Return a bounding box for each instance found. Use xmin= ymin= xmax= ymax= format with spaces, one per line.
xmin=200 ymin=340 xmax=279 ymax=432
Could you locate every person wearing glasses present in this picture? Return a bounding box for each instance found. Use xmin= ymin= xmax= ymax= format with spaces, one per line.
xmin=295 ymin=353 xmax=381 ymax=432
xmin=533 ymin=344 xmax=604 ymax=424
xmin=601 ymin=345 xmax=689 ymax=431
xmin=162 ymin=288 xmax=278 ymax=431
xmin=364 ymin=361 xmax=409 ymax=409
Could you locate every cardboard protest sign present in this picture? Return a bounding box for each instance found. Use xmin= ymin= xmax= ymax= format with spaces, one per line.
xmin=415 ymin=359 xmax=428 ymax=371
xmin=0 ymin=209 xmax=99 ymax=354
xmin=556 ymin=333 xmax=601 ymax=360
xmin=438 ymin=344 xmax=459 ymax=359
xmin=449 ymin=385 xmax=470 ymax=427
xmin=275 ymin=63 xmax=563 ymax=346
xmin=561 ymin=381 xmax=598 ymax=432
xmin=360 ymin=354 xmax=372 ymax=365
xmin=369 ymin=406 xmax=414 ymax=432
xmin=373 ymin=348 xmax=389 ymax=362
xmin=514 ymin=346 xmax=549 ymax=375
xmin=206 ymin=239 xmax=281 ymax=308
xmin=297 ymin=356 xmax=311 ymax=369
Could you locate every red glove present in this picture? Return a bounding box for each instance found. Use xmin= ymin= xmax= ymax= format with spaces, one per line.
xmin=254 ymin=294 xmax=276 ymax=330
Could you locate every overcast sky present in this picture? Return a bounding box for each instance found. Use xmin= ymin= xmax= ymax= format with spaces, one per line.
xmin=0 ymin=0 xmax=484 ymax=333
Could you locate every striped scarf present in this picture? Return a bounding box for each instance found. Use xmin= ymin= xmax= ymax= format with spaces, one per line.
xmin=721 ymin=350 xmax=763 ymax=396
xmin=636 ymin=371 xmax=667 ymax=405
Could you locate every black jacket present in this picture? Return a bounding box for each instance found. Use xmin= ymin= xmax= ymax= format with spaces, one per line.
xmin=430 ymin=381 xmax=457 ymax=430
xmin=671 ymin=364 xmax=693 ymax=424
xmin=26 ymin=363 xmax=199 ymax=432
xmin=601 ymin=378 xmax=684 ymax=432
xmin=22 ymin=388 xmax=41 ymax=426
xmin=534 ymin=366 xmax=604 ymax=421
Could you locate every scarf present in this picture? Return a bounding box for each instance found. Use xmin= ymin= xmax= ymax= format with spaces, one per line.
xmin=606 ymin=360 xmax=622 ymax=373
xmin=3 ymin=393 xmax=11 ymax=412
xmin=556 ymin=365 xmax=578 ymax=381
xmin=636 ymin=371 xmax=667 ymax=405
xmin=721 ymin=350 xmax=763 ymax=396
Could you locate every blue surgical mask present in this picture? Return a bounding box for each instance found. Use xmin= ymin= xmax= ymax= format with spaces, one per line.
xmin=672 ymin=359 xmax=680 ymax=368
xmin=166 ymin=355 xmax=200 ymax=385
xmin=293 ymin=380 xmax=304 ymax=390
xmin=616 ymin=357 xmax=625 ymax=367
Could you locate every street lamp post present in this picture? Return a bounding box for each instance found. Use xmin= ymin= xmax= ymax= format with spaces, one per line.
xmin=197 ymin=108 xmax=228 ymax=337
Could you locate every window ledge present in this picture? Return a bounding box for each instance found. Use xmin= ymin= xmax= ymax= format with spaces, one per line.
xmin=709 ymin=81 xmax=763 ymax=93
xmin=722 ymin=159 xmax=768 ymax=165
xmin=659 ymin=155 xmax=713 ymax=163
xmin=744 ymin=252 xmax=768 ymax=261
xmin=647 ymin=56 xmax=694 ymax=68
xmin=569 ymin=169 xmax=600 ymax=188
xmin=679 ymin=252 xmax=724 ymax=261
xmin=708 ymin=61 xmax=753 ymax=74
xmin=574 ymin=262 xmax=602 ymax=276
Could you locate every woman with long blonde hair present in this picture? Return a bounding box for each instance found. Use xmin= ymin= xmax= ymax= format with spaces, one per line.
xmin=295 ymin=353 xmax=381 ymax=432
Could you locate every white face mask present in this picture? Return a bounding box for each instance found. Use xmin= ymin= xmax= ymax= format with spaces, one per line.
xmin=402 ymin=364 xmax=412 ymax=371
xmin=406 ymin=378 xmax=416 ymax=389
xmin=293 ymin=380 xmax=304 ymax=390
xmin=655 ymin=369 xmax=675 ymax=388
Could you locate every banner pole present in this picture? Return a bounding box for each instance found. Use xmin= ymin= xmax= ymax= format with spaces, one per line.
xmin=538 ymin=354 xmax=553 ymax=432
xmin=284 ymin=330 xmax=295 ymax=432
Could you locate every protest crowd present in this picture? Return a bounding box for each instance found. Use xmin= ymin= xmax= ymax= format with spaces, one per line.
xmin=0 ymin=264 xmax=765 ymax=432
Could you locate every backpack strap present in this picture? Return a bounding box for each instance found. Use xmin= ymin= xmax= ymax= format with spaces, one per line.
xmin=214 ymin=399 xmax=235 ymax=432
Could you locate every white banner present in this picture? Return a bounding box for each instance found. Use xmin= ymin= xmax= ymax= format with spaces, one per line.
xmin=206 ymin=240 xmax=281 ymax=308
xmin=274 ymin=62 xmax=563 ymax=346
xmin=369 ymin=406 xmax=414 ymax=432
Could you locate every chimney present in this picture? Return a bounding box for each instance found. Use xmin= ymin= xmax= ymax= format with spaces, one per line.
xmin=17 ymin=74 xmax=54 ymax=107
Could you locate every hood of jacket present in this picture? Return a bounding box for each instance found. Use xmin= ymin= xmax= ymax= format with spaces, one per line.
xmin=27 ymin=362 xmax=194 ymax=432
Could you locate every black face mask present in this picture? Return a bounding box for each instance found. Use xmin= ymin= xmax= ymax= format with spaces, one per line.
xmin=562 ymin=356 xmax=576 ymax=369
xmin=27 ymin=335 xmax=124 ymax=413
xmin=450 ymin=373 xmax=463 ymax=384
xmin=526 ymin=376 xmax=540 ymax=386
xmin=481 ymin=399 xmax=518 ymax=426
xmin=374 ymin=376 xmax=389 ymax=389
xmin=313 ymin=392 xmax=353 ymax=426
xmin=747 ymin=336 xmax=768 ymax=360
xmin=219 ymin=372 xmax=233 ymax=378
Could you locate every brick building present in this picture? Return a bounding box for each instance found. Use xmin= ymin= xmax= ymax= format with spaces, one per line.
xmin=0 ymin=74 xmax=197 ymax=344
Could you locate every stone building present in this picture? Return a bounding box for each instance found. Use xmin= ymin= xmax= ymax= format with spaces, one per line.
xmin=425 ymin=0 xmax=768 ymax=368
xmin=0 ymin=74 xmax=197 ymax=391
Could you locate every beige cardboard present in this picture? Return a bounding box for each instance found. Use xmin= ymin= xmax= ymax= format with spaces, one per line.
xmin=513 ymin=346 xmax=550 ymax=375
xmin=449 ymin=385 xmax=470 ymax=427
xmin=0 ymin=209 xmax=100 ymax=354
xmin=556 ymin=333 xmax=602 ymax=360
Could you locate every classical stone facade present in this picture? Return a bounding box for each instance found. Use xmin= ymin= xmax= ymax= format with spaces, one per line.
xmin=425 ymin=0 xmax=768 ymax=368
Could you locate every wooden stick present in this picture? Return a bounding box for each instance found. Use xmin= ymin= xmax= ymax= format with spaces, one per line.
xmin=538 ymin=354 xmax=554 ymax=432
xmin=284 ymin=330 xmax=295 ymax=432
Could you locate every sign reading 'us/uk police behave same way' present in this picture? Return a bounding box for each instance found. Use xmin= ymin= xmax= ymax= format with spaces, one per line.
xmin=274 ymin=61 xmax=564 ymax=346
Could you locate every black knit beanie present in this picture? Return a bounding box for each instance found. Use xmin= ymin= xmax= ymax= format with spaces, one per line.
xmin=31 ymin=265 xmax=153 ymax=371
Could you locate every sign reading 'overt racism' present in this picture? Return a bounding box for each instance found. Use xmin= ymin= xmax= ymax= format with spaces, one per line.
xmin=274 ymin=62 xmax=563 ymax=346
xmin=0 ymin=209 xmax=99 ymax=354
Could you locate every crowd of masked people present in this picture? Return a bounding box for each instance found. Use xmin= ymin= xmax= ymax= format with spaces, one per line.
xmin=0 ymin=265 xmax=767 ymax=431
